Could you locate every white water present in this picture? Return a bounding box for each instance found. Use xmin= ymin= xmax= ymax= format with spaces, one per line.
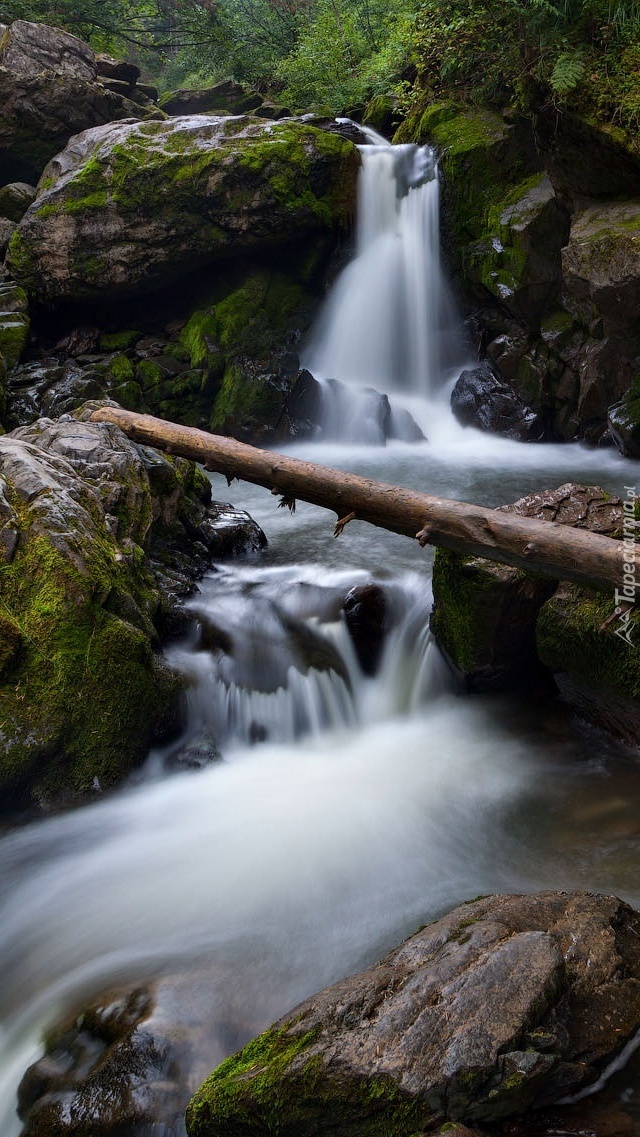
xmin=3 ymin=131 xmax=640 ymax=1136
xmin=303 ymin=131 xmax=463 ymax=441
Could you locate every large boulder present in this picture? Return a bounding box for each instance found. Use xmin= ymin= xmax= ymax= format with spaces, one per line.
xmin=0 ymin=20 xmax=161 ymax=184
xmin=186 ymin=891 xmax=640 ymax=1136
xmin=6 ymin=116 xmax=359 ymax=304
xmin=468 ymin=174 xmax=570 ymax=326
xmin=534 ymin=106 xmax=640 ymax=201
xmin=562 ymin=201 xmax=640 ymax=339
xmin=0 ymin=412 xmax=266 ymax=809
xmin=0 ymin=20 xmax=96 ymax=80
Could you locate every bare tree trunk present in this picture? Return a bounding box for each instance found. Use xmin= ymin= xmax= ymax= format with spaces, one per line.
xmin=90 ymin=406 xmax=625 ymax=592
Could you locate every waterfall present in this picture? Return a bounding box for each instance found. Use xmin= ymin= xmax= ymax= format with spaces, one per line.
xmin=303 ymin=130 xmax=461 ymax=442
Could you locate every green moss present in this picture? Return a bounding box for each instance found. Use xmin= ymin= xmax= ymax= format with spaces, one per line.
xmin=0 ymin=313 xmax=30 ymax=370
xmin=136 ymin=359 xmax=167 ymax=388
xmin=186 ymin=1023 xmax=427 ymax=1137
xmin=536 ymin=586 xmax=640 ymax=701
xmin=431 ymin=548 xmax=520 ymax=674
xmin=108 ymin=353 xmax=135 ymax=383
xmin=99 ymin=330 xmax=141 ymax=351
xmin=540 ymin=308 xmax=575 ymax=335
xmin=0 ymin=477 xmax=173 ymax=803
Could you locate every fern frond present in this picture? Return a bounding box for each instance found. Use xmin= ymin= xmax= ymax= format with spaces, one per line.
xmin=550 ymin=50 xmax=585 ymax=94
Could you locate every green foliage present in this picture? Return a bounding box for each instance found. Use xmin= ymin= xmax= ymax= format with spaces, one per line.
xmin=550 ymin=49 xmax=585 ymax=94
xmin=402 ymin=0 xmax=640 ymax=137
xmin=275 ymin=0 xmax=414 ymax=111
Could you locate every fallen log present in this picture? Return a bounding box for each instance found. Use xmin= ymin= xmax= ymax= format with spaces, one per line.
xmin=90 ymin=406 xmax=626 ymax=592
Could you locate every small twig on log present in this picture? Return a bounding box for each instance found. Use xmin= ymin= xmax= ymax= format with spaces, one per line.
xmin=416 ymin=525 xmax=433 ymax=548
xmin=278 ymin=495 xmax=297 ymax=513
xmin=334 ymin=511 xmax=356 ymax=538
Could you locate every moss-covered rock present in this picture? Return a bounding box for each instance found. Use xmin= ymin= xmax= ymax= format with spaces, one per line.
xmin=6 ymin=116 xmax=359 ymax=304
xmin=362 ymin=95 xmax=398 ymax=137
xmin=536 ymin=584 xmax=640 ymax=744
xmin=0 ymin=278 xmax=29 ymax=370
xmin=0 ymin=413 xmax=266 ymax=810
xmin=431 ymin=548 xmax=555 ymax=691
xmin=395 ymin=105 xmax=538 ymax=255
xmin=180 ymin=269 xmax=316 ymax=440
xmin=0 ymin=418 xmax=170 ymax=806
xmin=186 ymin=892 xmax=640 ymax=1135
xmin=431 ymin=483 xmax=640 ymax=742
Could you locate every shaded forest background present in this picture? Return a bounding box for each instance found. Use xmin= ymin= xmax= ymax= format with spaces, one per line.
xmin=2 ymin=0 xmax=640 ymax=138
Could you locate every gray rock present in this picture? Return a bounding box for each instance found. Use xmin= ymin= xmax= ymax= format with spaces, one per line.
xmin=159 ymin=79 xmax=263 ymax=116
xmin=186 ymin=892 xmax=640 ymax=1136
xmin=95 ymin=52 xmax=140 ymax=85
xmin=0 ymin=179 xmax=36 ymax=220
xmin=0 ymin=20 xmax=96 ymax=81
xmin=451 ymin=361 xmax=542 ymax=440
xmin=562 ymin=201 xmax=640 ymax=337
xmin=0 ymin=63 xmax=163 ymax=184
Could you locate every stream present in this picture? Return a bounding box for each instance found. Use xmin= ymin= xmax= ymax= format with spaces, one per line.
xmin=2 ymin=133 xmax=640 ymax=1136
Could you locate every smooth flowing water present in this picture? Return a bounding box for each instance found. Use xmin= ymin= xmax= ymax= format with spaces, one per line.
xmin=2 ymin=138 xmax=640 ymax=1136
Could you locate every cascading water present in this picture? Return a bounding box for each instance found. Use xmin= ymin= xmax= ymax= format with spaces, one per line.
xmin=4 ymin=126 xmax=640 ymax=1137
xmin=303 ymin=127 xmax=462 ymax=441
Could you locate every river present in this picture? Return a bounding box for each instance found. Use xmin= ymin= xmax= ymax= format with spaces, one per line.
xmin=1 ymin=134 xmax=640 ymax=1136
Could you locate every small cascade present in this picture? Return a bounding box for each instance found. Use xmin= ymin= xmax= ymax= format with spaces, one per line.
xmin=159 ymin=565 xmax=445 ymax=765
xmin=303 ymin=131 xmax=461 ymax=441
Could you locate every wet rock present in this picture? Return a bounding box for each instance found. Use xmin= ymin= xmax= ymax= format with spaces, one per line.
xmin=186 ymin=892 xmax=640 ymax=1136
xmin=18 ymin=967 xmax=248 ymax=1137
xmin=431 ymin=484 xmax=624 ymax=693
xmin=277 ymin=368 xmax=322 ymax=439
xmin=343 ymin=583 xmax=387 ymax=675
xmin=362 ymin=94 xmax=398 ymax=137
xmin=451 ymin=362 xmax=542 ymax=441
xmin=201 ymin=502 xmax=267 ymax=559
xmin=0 ymin=179 xmax=36 ymax=220
xmin=7 ymin=116 xmax=358 ymax=303
xmin=167 ymin=734 xmax=222 ymax=770
xmin=17 ymin=943 xmax=288 ymax=1137
xmin=0 ymin=20 xmax=96 ymax=81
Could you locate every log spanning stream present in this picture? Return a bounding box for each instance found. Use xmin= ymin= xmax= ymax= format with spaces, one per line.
xmin=2 ymin=134 xmax=640 ymax=1137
